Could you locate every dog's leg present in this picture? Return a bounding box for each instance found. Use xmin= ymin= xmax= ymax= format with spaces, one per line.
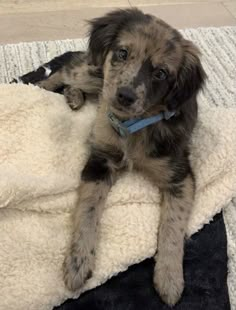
xmin=63 ymin=147 xmax=123 ymax=291
xmin=63 ymin=180 xmax=110 ymax=291
xmin=153 ymin=174 xmax=194 ymax=305
xmin=11 ymin=51 xmax=85 ymax=87
xmin=63 ymin=86 xmax=85 ymax=110
xmin=11 ymin=51 xmax=103 ymax=109
xmin=36 ymin=70 xmax=64 ymax=91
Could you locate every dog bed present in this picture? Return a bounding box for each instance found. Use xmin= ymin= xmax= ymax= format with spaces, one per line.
xmin=0 ymin=26 xmax=236 ymax=310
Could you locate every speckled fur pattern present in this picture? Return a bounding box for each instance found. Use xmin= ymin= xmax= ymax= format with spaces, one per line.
xmin=63 ymin=9 xmax=206 ymax=306
xmin=13 ymin=8 xmax=206 ymax=306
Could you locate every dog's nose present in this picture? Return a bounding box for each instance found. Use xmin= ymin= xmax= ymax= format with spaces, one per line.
xmin=116 ymin=87 xmax=137 ymax=106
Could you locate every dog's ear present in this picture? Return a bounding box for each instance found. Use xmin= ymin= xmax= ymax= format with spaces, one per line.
xmin=166 ymin=40 xmax=207 ymax=110
xmin=87 ymin=9 xmax=148 ymax=66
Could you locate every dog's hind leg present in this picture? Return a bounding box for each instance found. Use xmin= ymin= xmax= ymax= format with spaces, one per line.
xmin=11 ymin=51 xmax=103 ymax=109
xmin=11 ymin=51 xmax=85 ymax=89
xmin=63 ymin=86 xmax=85 ymax=110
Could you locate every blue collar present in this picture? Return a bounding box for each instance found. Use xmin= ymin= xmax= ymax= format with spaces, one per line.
xmin=107 ymin=110 xmax=175 ymax=138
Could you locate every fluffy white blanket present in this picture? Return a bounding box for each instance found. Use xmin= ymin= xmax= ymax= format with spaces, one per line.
xmin=0 ymin=83 xmax=235 ymax=310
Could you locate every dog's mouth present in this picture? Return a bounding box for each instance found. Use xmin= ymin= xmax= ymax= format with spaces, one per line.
xmin=110 ymin=102 xmax=146 ymax=119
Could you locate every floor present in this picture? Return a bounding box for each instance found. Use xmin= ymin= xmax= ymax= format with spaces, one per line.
xmin=0 ymin=0 xmax=236 ymax=44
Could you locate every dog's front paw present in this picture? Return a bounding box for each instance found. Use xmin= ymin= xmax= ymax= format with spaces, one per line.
xmin=63 ymin=247 xmax=95 ymax=291
xmin=153 ymin=258 xmax=184 ymax=306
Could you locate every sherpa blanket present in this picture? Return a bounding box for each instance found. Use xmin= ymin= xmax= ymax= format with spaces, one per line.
xmin=0 ymin=80 xmax=236 ymax=310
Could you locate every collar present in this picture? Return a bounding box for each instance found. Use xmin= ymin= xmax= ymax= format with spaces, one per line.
xmin=107 ymin=110 xmax=176 ymax=138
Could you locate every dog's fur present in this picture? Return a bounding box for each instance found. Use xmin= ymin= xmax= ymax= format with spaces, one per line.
xmin=14 ymin=8 xmax=206 ymax=305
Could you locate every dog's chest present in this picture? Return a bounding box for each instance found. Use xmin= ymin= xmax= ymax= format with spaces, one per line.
xmin=119 ymin=132 xmax=172 ymax=185
xmin=120 ymin=132 xmax=150 ymax=167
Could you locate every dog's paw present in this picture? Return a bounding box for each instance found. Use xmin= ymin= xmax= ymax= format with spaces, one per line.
xmin=63 ymin=247 xmax=95 ymax=291
xmin=153 ymin=259 xmax=184 ymax=306
xmin=63 ymin=86 xmax=85 ymax=110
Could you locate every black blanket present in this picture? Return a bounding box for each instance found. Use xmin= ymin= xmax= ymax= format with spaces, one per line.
xmin=55 ymin=213 xmax=230 ymax=310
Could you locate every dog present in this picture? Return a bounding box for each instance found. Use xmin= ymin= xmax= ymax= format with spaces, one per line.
xmin=13 ymin=8 xmax=206 ymax=305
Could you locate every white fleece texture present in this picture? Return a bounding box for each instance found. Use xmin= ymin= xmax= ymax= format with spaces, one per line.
xmin=0 ymin=83 xmax=235 ymax=310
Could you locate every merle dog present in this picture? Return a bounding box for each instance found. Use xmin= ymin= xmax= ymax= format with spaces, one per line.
xmin=13 ymin=8 xmax=206 ymax=305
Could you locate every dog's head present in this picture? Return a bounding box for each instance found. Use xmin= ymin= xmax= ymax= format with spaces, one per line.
xmin=88 ymin=9 xmax=206 ymax=118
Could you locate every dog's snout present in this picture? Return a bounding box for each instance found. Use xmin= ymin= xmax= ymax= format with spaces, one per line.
xmin=116 ymin=87 xmax=137 ymax=106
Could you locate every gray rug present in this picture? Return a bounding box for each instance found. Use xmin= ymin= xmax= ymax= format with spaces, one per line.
xmin=0 ymin=26 xmax=236 ymax=308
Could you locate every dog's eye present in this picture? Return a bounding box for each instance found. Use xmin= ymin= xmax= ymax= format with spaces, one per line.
xmin=153 ymin=69 xmax=168 ymax=81
xmin=118 ymin=48 xmax=128 ymax=61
